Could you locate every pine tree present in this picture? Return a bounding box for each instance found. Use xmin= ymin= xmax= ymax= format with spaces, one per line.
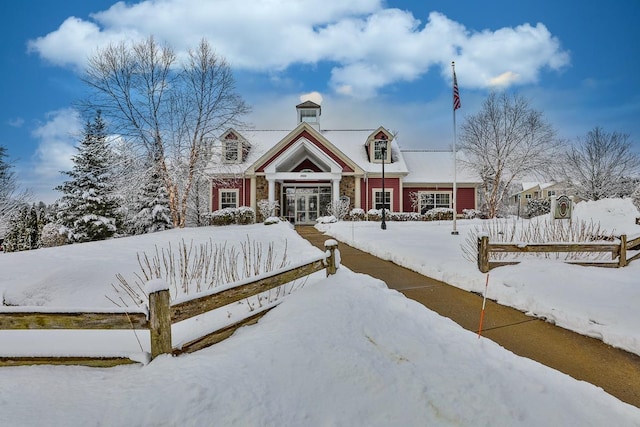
xmin=56 ymin=111 xmax=121 ymax=242
xmin=3 ymin=205 xmax=28 ymax=252
xmin=26 ymin=204 xmax=39 ymax=249
xmin=128 ymin=156 xmax=172 ymax=234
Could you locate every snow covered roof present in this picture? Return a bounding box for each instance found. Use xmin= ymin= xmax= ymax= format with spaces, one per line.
xmin=205 ymin=126 xmax=410 ymax=176
xmin=205 ymin=129 xmax=291 ymax=175
xmin=402 ymin=151 xmax=481 ymax=184
xmin=520 ymin=182 xmax=541 ymax=192
xmin=320 ymin=129 xmax=408 ymax=174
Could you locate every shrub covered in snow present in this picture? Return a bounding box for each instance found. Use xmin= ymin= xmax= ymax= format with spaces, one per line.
xmin=316 ymin=215 xmax=337 ymax=224
xmin=264 ymin=216 xmax=281 ymax=225
xmin=257 ymin=200 xmax=279 ymax=222
xmin=462 ymin=208 xmax=484 ymax=219
xmin=326 ymin=199 xmax=350 ymax=220
xmin=39 ymin=223 xmax=68 ymax=248
xmin=526 ymin=198 xmax=551 ymax=218
xmin=348 ymin=208 xmax=365 ymax=221
xmin=236 ymin=207 xmax=256 ymax=225
xmin=366 ymin=209 xmax=383 ymax=221
xmin=205 ymin=207 xmax=256 ymax=226
xmin=388 ymin=212 xmax=422 ymax=221
xmin=423 ymin=208 xmax=454 ymax=221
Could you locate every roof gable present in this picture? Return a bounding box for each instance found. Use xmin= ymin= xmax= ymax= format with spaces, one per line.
xmin=248 ymin=122 xmax=360 ymax=174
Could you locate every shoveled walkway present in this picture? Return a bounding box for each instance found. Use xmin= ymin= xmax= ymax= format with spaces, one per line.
xmin=296 ymin=226 xmax=640 ymax=409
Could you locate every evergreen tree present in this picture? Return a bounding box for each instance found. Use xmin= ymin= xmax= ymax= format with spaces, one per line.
xmin=128 ymin=156 xmax=172 ymax=234
xmin=3 ymin=205 xmax=28 ymax=252
xmin=56 ymin=111 xmax=121 ymax=242
xmin=26 ymin=204 xmax=39 ymax=249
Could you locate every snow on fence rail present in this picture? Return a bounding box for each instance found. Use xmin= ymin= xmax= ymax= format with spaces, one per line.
xmin=477 ymin=234 xmax=640 ymax=273
xmin=0 ymin=241 xmax=340 ymax=368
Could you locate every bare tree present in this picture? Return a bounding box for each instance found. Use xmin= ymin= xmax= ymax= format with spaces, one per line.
xmin=0 ymin=146 xmax=31 ymax=237
xmin=459 ymin=92 xmax=560 ymax=218
xmin=82 ymin=36 xmax=249 ymax=227
xmin=561 ymin=127 xmax=640 ymax=200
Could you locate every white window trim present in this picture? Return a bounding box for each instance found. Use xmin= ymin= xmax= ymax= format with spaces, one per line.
xmin=223 ymin=140 xmax=240 ymax=164
xmin=418 ymin=191 xmax=452 ymax=213
xmin=218 ymin=188 xmax=239 ymax=210
xmin=371 ymin=139 xmax=391 ymax=164
xmin=372 ymin=188 xmax=393 ymax=211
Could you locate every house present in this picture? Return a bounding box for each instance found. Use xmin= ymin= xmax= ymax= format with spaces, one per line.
xmin=512 ymin=181 xmax=577 ymax=214
xmin=207 ymin=101 xmax=481 ymax=224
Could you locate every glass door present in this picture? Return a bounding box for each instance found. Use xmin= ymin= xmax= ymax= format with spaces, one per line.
xmin=283 ymin=186 xmax=331 ymax=224
xmin=296 ymin=193 xmax=319 ymax=224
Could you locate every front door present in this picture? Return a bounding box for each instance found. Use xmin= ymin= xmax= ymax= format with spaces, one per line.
xmin=296 ymin=193 xmax=319 ymax=224
xmin=283 ymin=186 xmax=332 ymax=224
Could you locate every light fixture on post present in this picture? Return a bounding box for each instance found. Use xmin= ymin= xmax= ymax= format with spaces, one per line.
xmin=380 ymin=141 xmax=387 ymax=230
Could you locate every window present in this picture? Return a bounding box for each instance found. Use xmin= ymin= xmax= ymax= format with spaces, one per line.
xmin=223 ymin=140 xmax=239 ymax=163
xmin=219 ymin=189 xmax=239 ymax=209
xmin=373 ymin=189 xmax=392 ymax=210
xmin=373 ymin=139 xmax=389 ymax=162
xmin=525 ymin=194 xmax=532 ymax=200
xmin=547 ymin=190 xmax=556 ymax=197
xmin=419 ymin=192 xmax=450 ymax=214
xmin=300 ymin=109 xmax=318 ymax=123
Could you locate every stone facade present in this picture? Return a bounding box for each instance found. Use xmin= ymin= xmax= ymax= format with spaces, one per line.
xmin=339 ymin=176 xmax=356 ymax=210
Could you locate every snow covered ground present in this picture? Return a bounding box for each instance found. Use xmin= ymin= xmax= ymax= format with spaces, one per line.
xmin=1 ymin=203 xmax=640 ymax=426
xmin=317 ymin=198 xmax=640 ymax=356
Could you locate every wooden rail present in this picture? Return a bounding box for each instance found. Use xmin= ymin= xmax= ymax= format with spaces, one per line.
xmin=477 ymin=234 xmax=638 ymax=273
xmin=0 ymin=240 xmax=340 ymax=367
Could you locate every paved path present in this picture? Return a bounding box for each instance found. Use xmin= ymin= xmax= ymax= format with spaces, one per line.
xmin=296 ymin=226 xmax=640 ymax=408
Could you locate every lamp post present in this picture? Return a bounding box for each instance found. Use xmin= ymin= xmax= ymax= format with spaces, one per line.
xmin=380 ymin=142 xmax=387 ymax=230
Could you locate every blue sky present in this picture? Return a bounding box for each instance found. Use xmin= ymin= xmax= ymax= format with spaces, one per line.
xmin=2 ymin=0 xmax=639 ymax=203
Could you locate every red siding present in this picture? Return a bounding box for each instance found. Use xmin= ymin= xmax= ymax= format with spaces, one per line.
xmin=456 ymin=187 xmax=476 ymax=212
xmin=292 ymin=158 xmax=322 ymax=172
xmin=360 ymin=177 xmax=401 ymax=211
xmin=211 ymin=179 xmax=246 ymax=211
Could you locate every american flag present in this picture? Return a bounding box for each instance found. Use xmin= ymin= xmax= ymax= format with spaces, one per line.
xmin=453 ymin=70 xmax=461 ymax=111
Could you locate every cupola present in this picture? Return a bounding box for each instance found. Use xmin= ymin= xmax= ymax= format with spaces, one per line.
xmin=296 ymin=100 xmax=321 ymax=130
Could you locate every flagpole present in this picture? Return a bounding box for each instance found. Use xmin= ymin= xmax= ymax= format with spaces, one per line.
xmin=451 ymin=61 xmax=459 ymax=235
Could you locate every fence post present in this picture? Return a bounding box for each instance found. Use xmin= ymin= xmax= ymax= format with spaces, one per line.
xmin=324 ymin=239 xmax=339 ymax=276
xmin=619 ymin=234 xmax=627 ymax=268
xmin=147 ymin=280 xmax=172 ymax=359
xmin=478 ymin=235 xmax=489 ymax=273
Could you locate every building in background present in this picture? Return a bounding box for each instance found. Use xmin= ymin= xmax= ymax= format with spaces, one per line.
xmin=207 ymin=101 xmax=481 ymax=223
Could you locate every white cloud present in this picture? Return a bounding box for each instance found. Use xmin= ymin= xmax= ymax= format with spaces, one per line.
xmin=31 ymin=108 xmax=82 ymax=180
xmin=27 ymin=1 xmax=569 ymax=98
xmin=488 ymin=71 xmax=521 ymax=88
xmin=299 ymin=91 xmax=324 ymax=105
xmin=7 ymin=118 xmax=24 ymax=128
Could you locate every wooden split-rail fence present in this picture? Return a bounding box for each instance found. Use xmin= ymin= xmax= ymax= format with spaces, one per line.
xmin=0 ymin=241 xmax=339 ymax=368
xmin=477 ymin=234 xmax=640 ymax=273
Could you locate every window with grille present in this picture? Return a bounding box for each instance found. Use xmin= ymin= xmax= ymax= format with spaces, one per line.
xmin=373 ymin=139 xmax=389 ymax=162
xmin=373 ymin=189 xmax=391 ymax=210
xmin=419 ymin=192 xmax=450 ymax=214
xmin=224 ymin=140 xmax=239 ymax=163
xmin=219 ymin=189 xmax=239 ymax=209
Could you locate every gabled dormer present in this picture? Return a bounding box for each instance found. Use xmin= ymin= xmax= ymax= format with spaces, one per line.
xmin=296 ymin=100 xmax=321 ymax=130
xmin=365 ymin=127 xmax=394 ymax=164
xmin=220 ymin=129 xmax=249 ymax=164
